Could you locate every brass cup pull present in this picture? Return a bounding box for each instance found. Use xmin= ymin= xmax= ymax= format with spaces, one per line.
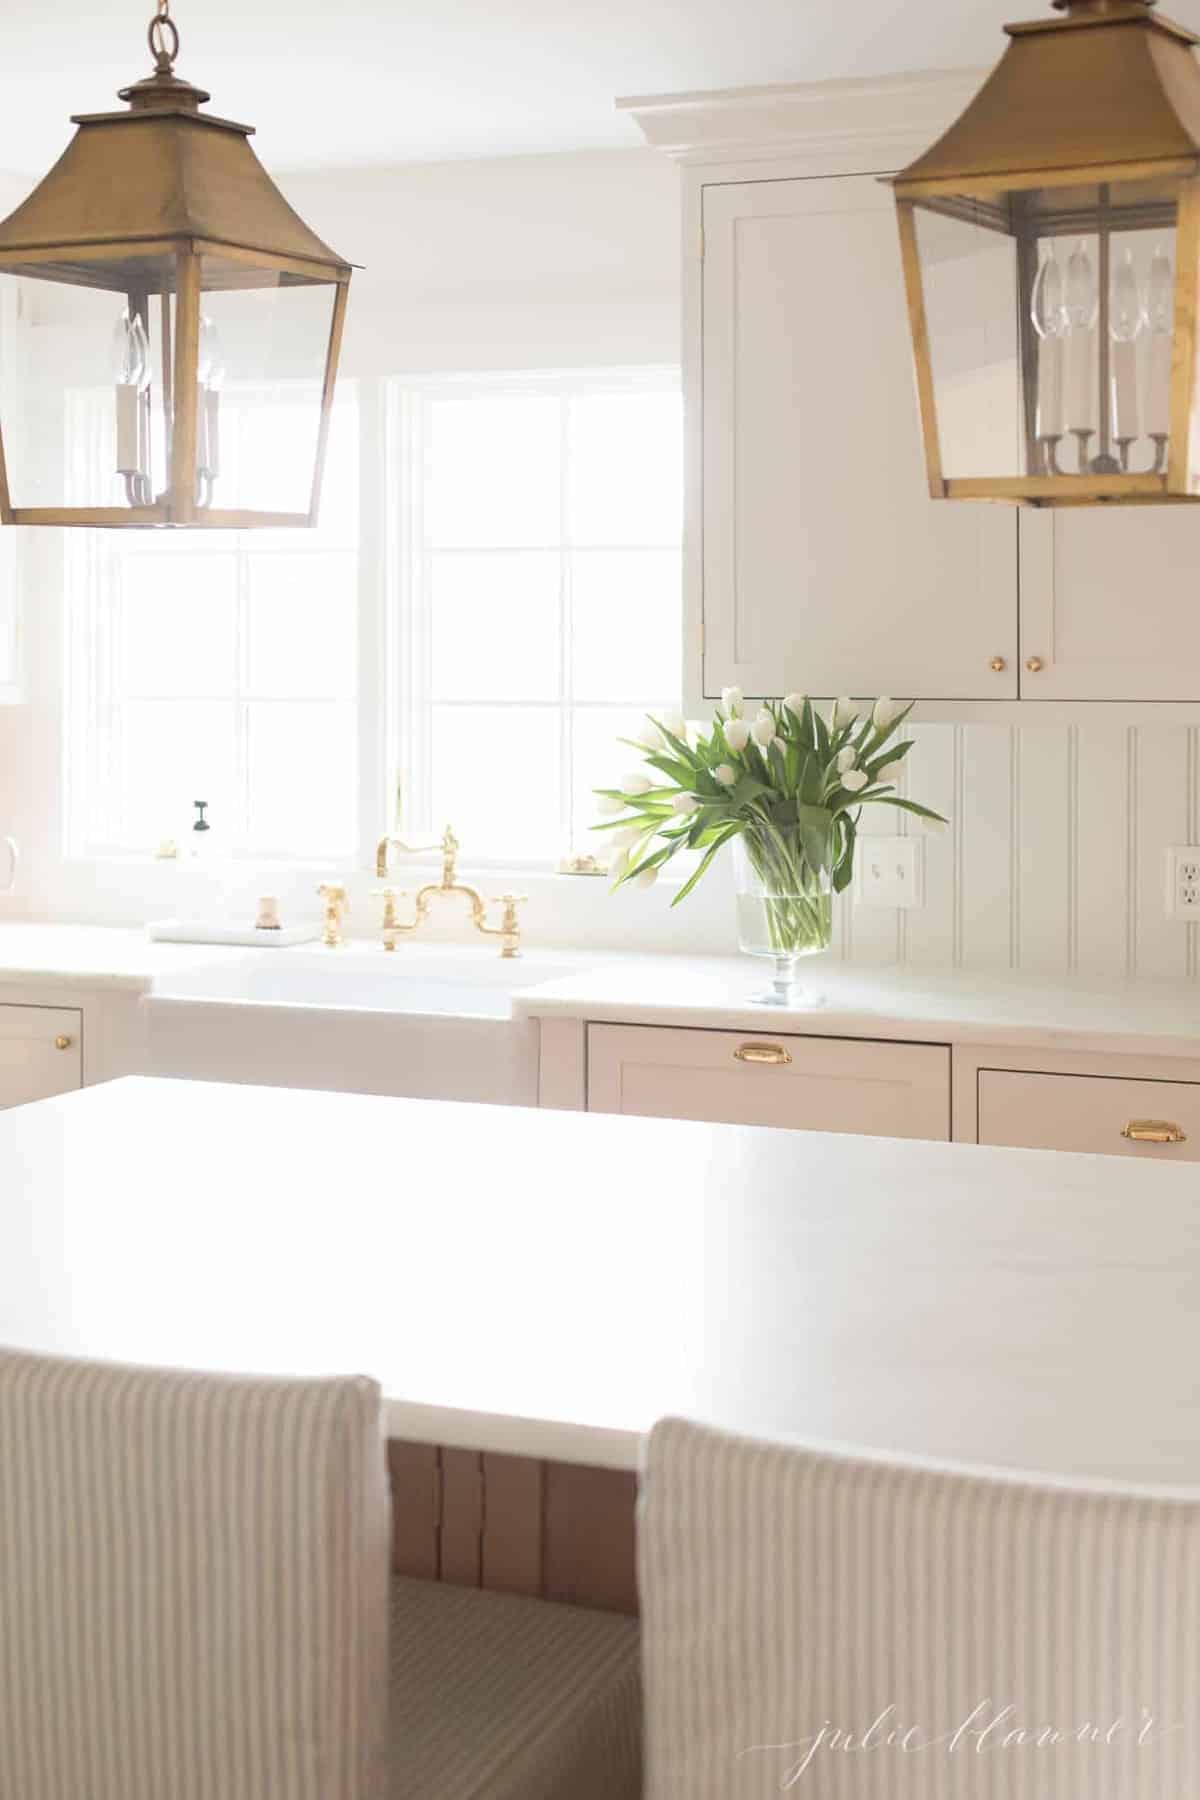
xmin=734 ymin=1042 xmax=792 ymax=1067
xmin=990 ymin=656 xmax=1007 ymax=673
xmin=1025 ymin=656 xmax=1044 ymax=673
xmin=1121 ymin=1119 xmax=1187 ymax=1145
xmin=55 ymin=1035 xmax=73 ymax=1051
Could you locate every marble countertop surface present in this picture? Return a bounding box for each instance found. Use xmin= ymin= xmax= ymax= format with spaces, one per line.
xmin=1 ymin=923 xmax=1199 ymax=1057
xmin=4 ymin=1075 xmax=1199 ymax=1483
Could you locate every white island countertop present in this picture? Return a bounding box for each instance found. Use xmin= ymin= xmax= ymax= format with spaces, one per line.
xmin=2 ymin=1076 xmax=1199 ymax=1485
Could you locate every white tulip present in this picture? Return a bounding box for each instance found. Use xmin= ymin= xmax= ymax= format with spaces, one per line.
xmin=836 ymin=746 xmax=857 ymax=773
xmin=659 ymin=714 xmax=688 ymax=744
xmin=872 ymin=696 xmax=907 ymax=731
xmin=752 ymin=713 xmax=776 ymax=749
xmin=671 ymin=793 xmax=699 ymax=815
xmin=841 ymin=768 xmax=870 ymax=793
xmin=875 ymin=757 xmax=904 ymax=784
xmin=724 ymin=718 xmax=751 ymax=752
xmin=833 ymin=696 xmax=857 ymax=727
xmin=714 ymin=764 xmax=737 ymax=787
xmin=636 ymin=723 xmax=660 ymax=750
xmin=596 ymin=795 xmax=624 ymax=817
xmin=721 ymin=685 xmax=744 ymax=718
xmin=636 ymin=866 xmax=660 ymax=890
xmin=783 ymin=692 xmax=806 ymax=716
xmin=611 ymin=825 xmax=641 ymax=848
xmin=609 ymin=849 xmax=630 ymax=880
xmin=623 ymin=771 xmax=652 ymax=795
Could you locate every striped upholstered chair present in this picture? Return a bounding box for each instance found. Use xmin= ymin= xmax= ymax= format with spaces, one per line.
xmin=639 ymin=1416 xmax=1200 ymax=1799
xmin=0 ymin=1349 xmax=640 ymax=1800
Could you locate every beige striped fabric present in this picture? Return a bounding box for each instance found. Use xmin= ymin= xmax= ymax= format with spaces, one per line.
xmin=0 ymin=1348 xmax=391 ymax=1800
xmin=640 ymin=1417 xmax=1200 ymax=1800
xmin=388 ymin=1575 xmax=642 ymax=1799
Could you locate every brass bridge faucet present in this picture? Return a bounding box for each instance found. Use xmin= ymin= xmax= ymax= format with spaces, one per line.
xmin=372 ymin=825 xmax=527 ymax=959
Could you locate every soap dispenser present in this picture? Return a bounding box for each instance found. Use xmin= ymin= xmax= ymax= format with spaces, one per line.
xmin=189 ymin=800 xmax=215 ymax=865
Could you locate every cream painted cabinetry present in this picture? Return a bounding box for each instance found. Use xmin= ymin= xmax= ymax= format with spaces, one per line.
xmin=699 ymin=174 xmax=1016 ymax=707
xmin=0 ymin=1004 xmax=83 ymax=1109
xmin=625 ymin=76 xmax=1200 ymax=714
xmin=978 ymin=1068 xmax=1200 ymax=1160
xmin=587 ymin=1023 xmax=950 ymax=1140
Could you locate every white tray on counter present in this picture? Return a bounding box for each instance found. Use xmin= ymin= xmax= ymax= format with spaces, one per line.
xmin=146 ymin=920 xmax=320 ymax=948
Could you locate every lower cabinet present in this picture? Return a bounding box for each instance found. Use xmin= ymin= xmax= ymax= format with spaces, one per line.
xmin=978 ymin=1068 xmax=1200 ymax=1162
xmin=0 ymin=1004 xmax=83 ymax=1109
xmin=587 ymin=1024 xmax=950 ymax=1140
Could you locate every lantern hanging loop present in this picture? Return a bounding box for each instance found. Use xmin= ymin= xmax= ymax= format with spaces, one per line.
xmin=148 ymin=2 xmax=181 ymax=77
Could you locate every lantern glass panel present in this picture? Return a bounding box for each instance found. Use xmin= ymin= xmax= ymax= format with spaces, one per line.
xmin=912 ymin=177 xmax=1182 ymax=485
xmin=196 ymin=255 xmax=339 ymax=518
xmin=0 ymin=251 xmax=179 ymax=512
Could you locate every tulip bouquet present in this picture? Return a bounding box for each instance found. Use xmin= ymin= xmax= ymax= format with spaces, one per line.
xmin=595 ymin=689 xmax=946 ymax=998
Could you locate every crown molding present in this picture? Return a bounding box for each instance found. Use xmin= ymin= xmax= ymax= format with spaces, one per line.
xmin=616 ymin=68 xmax=988 ymax=167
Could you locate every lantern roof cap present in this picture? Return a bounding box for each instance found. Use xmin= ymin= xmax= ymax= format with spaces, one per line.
xmin=0 ymin=55 xmax=350 ymax=275
xmin=895 ymin=0 xmax=1200 ymax=192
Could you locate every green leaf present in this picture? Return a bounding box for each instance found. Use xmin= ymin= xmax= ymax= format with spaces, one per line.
xmin=876 ymin=797 xmax=948 ymax=825
xmin=670 ymin=826 xmax=741 ymax=905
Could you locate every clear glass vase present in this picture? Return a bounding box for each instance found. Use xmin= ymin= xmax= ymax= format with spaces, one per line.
xmin=733 ymin=832 xmax=833 ymax=1006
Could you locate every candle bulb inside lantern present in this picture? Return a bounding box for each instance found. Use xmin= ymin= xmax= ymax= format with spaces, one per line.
xmin=1146 ymin=241 xmax=1174 ymax=441
xmin=1109 ymin=246 xmax=1144 ymax=444
xmin=111 ymin=310 xmax=149 ymax=479
xmin=1030 ymin=250 xmax=1065 ymax=441
xmin=1064 ymin=238 xmax=1098 ymax=436
xmin=196 ymin=315 xmax=225 ymax=489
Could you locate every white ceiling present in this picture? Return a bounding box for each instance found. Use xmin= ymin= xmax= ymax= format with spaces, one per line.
xmin=2 ymin=0 xmax=1199 ymax=176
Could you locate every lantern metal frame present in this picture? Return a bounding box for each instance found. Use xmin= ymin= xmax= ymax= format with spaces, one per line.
xmin=893 ymin=0 xmax=1200 ymax=507
xmin=0 ymin=3 xmax=353 ymax=530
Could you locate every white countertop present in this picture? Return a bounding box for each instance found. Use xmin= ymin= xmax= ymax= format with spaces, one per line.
xmin=2 ymin=923 xmax=1200 ymax=1059
xmin=0 ymin=924 xmax=246 ymax=992
xmin=514 ymin=954 xmax=1200 ymax=1058
xmin=3 ymin=1076 xmax=1199 ymax=1485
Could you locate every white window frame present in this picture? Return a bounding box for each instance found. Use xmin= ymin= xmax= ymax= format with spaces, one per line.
xmin=379 ymin=365 xmax=683 ymax=872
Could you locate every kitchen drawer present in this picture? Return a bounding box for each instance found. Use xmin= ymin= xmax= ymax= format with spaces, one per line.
xmin=978 ymin=1068 xmax=1200 ymax=1160
xmin=587 ymin=1024 xmax=949 ymax=1140
xmin=0 ymin=1004 xmax=83 ymax=1110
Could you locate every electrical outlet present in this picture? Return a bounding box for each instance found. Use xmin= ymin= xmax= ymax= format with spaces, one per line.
xmin=855 ymin=837 xmax=924 ymax=909
xmin=1166 ymin=845 xmax=1200 ymax=919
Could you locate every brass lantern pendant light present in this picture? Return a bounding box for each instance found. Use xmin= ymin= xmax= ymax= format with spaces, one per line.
xmin=894 ymin=0 xmax=1200 ymax=506
xmin=0 ymin=2 xmax=353 ymax=528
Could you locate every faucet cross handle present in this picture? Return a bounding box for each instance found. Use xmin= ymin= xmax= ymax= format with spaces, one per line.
xmin=491 ymin=892 xmax=528 ymax=960
xmin=317 ymin=882 xmax=349 ymax=949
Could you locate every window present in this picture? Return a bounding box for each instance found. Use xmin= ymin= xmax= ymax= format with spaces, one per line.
xmin=389 ymin=370 xmax=682 ymax=861
xmin=66 ymin=389 xmax=360 ymax=859
xmin=65 ymin=367 xmax=682 ymax=867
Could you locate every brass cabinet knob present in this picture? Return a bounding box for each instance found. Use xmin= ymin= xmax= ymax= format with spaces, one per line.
xmin=989 ymin=656 xmax=1007 ymax=673
xmin=1025 ymin=656 xmax=1044 ymax=673
xmin=733 ymin=1042 xmax=792 ymax=1067
xmin=54 ymin=1035 xmax=73 ymax=1051
xmin=1121 ymin=1119 xmax=1186 ymax=1145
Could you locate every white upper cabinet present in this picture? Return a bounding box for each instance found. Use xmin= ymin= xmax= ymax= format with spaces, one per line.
xmin=0 ymin=276 xmax=19 ymax=705
xmin=1019 ymin=509 xmax=1200 ymax=702
xmin=700 ymin=174 xmax=1017 ymax=706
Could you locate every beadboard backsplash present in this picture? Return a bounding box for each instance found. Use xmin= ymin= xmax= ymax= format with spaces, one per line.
xmin=845 ymin=723 xmax=1198 ymax=980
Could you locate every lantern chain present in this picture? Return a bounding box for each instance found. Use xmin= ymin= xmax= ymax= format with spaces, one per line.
xmin=148 ymin=1 xmax=181 ymax=76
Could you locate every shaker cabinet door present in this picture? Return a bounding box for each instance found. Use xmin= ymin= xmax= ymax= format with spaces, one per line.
xmin=587 ymin=1023 xmax=950 ymax=1140
xmin=1019 ymin=507 xmax=1200 ymax=701
xmin=699 ymin=174 xmax=1017 ymax=705
xmin=0 ymin=1005 xmax=83 ymax=1110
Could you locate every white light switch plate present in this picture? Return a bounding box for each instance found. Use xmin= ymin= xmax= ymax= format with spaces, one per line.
xmin=854 ymin=837 xmax=924 ymax=910
xmin=1165 ymin=845 xmax=1200 ymax=920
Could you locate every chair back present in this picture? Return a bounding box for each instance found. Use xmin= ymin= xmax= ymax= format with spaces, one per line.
xmin=639 ymin=1416 xmax=1200 ymax=1798
xmin=0 ymin=1348 xmax=390 ymax=1800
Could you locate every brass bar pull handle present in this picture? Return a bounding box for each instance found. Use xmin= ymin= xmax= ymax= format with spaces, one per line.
xmin=734 ymin=1042 xmax=792 ymax=1067
xmin=55 ymin=1036 xmax=73 ymax=1051
xmin=1121 ymin=1119 xmax=1186 ymax=1145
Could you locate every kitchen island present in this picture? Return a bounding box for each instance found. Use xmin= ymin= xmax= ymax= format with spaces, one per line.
xmin=3 ymin=1077 xmax=1199 ymax=1608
